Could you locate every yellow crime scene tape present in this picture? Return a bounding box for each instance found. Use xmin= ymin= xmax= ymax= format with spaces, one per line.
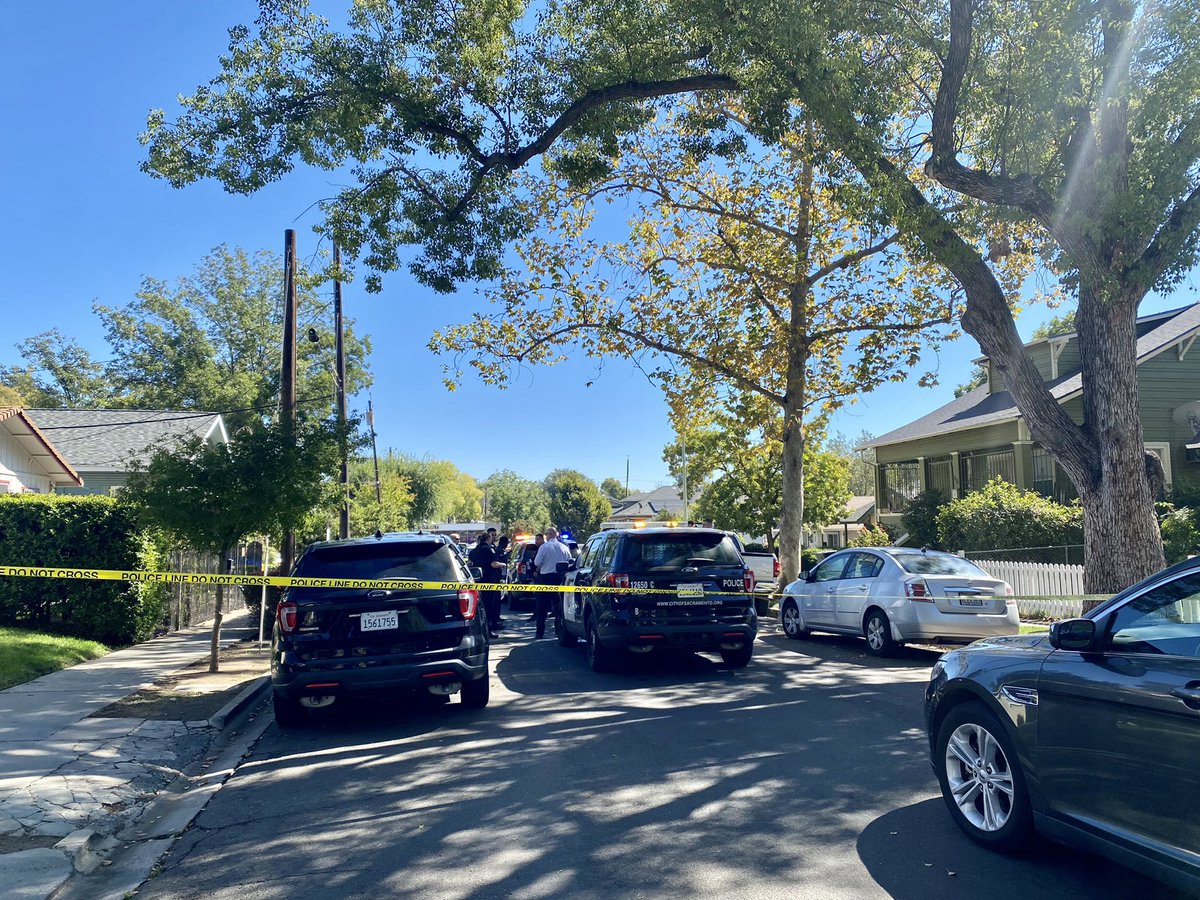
xmin=0 ymin=565 xmax=766 ymax=598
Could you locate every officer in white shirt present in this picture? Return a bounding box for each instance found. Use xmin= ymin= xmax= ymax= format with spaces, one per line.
xmin=531 ymin=526 xmax=572 ymax=638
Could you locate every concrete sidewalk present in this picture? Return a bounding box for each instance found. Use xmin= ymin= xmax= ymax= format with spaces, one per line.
xmin=0 ymin=610 xmax=258 ymax=898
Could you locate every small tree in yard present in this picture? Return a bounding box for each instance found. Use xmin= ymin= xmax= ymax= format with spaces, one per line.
xmin=936 ymin=479 xmax=1083 ymax=553
xmin=849 ymin=524 xmax=892 ymax=548
xmin=122 ymin=419 xmax=344 ymax=671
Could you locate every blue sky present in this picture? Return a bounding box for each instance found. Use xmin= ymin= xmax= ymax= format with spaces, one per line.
xmin=1 ymin=3 xmax=1193 ymax=492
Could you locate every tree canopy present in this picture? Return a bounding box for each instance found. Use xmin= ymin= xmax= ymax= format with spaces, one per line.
xmin=544 ymin=469 xmax=611 ymax=539
xmin=1 ymin=246 xmax=372 ymax=430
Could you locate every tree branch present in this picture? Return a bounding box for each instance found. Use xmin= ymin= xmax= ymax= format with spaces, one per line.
xmin=806 ymin=232 xmax=902 ymax=286
xmin=1131 ymin=182 xmax=1200 ymax=288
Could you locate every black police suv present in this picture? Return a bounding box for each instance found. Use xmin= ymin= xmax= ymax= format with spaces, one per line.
xmin=270 ymin=532 xmax=490 ymax=726
xmin=558 ymin=527 xmax=757 ymax=671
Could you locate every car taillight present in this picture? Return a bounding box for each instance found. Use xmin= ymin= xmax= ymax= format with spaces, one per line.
xmin=277 ymin=600 xmax=298 ymax=634
xmin=607 ymin=573 xmax=631 ymax=589
xmin=773 ymin=557 xmax=781 ymax=578
xmin=905 ymin=580 xmax=932 ymax=602
xmin=744 ymin=569 xmax=755 ymax=593
xmin=459 ymin=589 xmax=479 ymax=620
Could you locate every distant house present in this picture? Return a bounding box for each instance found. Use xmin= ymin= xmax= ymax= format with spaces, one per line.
xmin=607 ymin=485 xmax=696 ymax=525
xmin=24 ymin=409 xmax=229 ymax=496
xmin=806 ymin=495 xmax=877 ymax=550
xmin=0 ymin=408 xmax=82 ymax=494
xmin=861 ymin=302 xmax=1200 ymax=534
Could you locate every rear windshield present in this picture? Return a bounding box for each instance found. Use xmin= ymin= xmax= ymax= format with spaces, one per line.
xmin=297 ymin=542 xmax=460 ymax=582
xmin=889 ymin=552 xmax=988 ymax=576
xmin=623 ymin=533 xmax=742 ymax=571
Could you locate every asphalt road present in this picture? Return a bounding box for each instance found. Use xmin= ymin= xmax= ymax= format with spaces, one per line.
xmin=137 ymin=620 xmax=1187 ymax=900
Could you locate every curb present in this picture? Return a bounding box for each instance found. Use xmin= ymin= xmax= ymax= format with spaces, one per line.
xmin=208 ymin=675 xmax=271 ymax=730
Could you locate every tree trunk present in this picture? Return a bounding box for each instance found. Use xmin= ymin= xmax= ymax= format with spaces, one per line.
xmin=209 ymin=548 xmax=229 ymax=673
xmin=1068 ymin=288 xmax=1165 ymax=593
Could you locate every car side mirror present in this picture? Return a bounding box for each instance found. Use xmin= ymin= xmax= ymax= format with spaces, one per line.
xmin=469 ymin=566 xmax=483 ymax=580
xmin=798 ymin=570 xmax=810 ymax=583
xmin=1049 ymin=618 xmax=1096 ymax=651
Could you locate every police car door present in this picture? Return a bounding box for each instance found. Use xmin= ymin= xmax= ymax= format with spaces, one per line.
xmin=566 ymin=536 xmax=601 ymax=626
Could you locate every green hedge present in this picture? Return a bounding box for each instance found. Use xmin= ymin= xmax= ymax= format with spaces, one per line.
xmin=936 ymin=478 xmax=1083 ymax=551
xmin=0 ymin=495 xmax=167 ymax=645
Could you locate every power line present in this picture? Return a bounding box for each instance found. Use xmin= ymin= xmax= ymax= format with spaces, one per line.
xmin=33 ymin=394 xmax=336 ymax=431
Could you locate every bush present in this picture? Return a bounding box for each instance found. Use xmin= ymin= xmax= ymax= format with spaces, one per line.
xmin=849 ymin=524 xmax=892 ymax=547
xmin=936 ymin=478 xmax=1083 ymax=552
xmin=0 ymin=495 xmax=167 ymax=645
xmin=742 ymin=542 xmax=769 ymax=553
xmin=901 ymin=489 xmax=947 ymax=548
xmin=800 ymin=548 xmax=831 ymax=573
xmin=1161 ymin=507 xmax=1199 ymax=564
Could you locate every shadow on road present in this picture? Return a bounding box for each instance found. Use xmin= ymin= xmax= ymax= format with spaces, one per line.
xmin=857 ymin=798 xmax=1191 ymax=899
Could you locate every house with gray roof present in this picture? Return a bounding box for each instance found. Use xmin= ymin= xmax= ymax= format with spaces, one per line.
xmin=24 ymin=409 xmax=229 ymax=495
xmin=862 ymin=302 xmax=1200 ymax=532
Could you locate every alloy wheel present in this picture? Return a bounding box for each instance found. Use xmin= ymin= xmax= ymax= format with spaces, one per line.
xmin=866 ymin=616 xmax=886 ymax=651
xmin=944 ymin=722 xmax=1016 ymax=832
xmin=782 ymin=601 xmax=803 ymax=638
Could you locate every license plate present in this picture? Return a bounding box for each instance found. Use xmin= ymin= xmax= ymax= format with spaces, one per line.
xmin=956 ymin=597 xmax=985 ymax=607
xmin=677 ymin=583 xmax=705 ymax=598
xmin=361 ymin=610 xmax=399 ymax=631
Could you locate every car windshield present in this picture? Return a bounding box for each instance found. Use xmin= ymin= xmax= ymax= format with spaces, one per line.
xmin=625 ymin=533 xmax=742 ymax=571
xmin=297 ymin=542 xmax=459 ymax=582
xmin=889 ymin=552 xmax=988 ymax=576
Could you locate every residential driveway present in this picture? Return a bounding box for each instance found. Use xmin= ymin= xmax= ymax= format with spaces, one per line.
xmin=136 ymin=623 xmax=1186 ymax=899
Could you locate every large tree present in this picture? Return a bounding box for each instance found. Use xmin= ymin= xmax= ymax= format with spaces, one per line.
xmin=434 ymin=112 xmax=975 ymax=580
xmin=141 ymin=1 xmax=1200 ymax=590
xmin=1 ymin=246 xmax=372 ymax=429
xmin=543 ymin=469 xmax=612 ymax=540
xmin=481 ymin=469 xmax=550 ymax=532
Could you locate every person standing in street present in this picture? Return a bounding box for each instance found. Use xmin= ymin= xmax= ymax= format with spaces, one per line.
xmin=468 ymin=532 xmax=505 ymax=638
xmin=531 ymin=526 xmax=572 ymax=639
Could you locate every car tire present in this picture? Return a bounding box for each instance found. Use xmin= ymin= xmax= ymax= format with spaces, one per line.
xmin=781 ymin=599 xmax=808 ymax=639
xmin=934 ymin=701 xmax=1033 ymax=853
xmin=720 ymin=640 xmax=754 ymax=668
xmin=586 ymin=616 xmax=615 ymax=673
xmin=272 ymin=692 xmax=305 ymax=728
xmin=556 ymin=602 xmax=577 ymax=646
xmin=863 ymin=608 xmax=897 ymax=657
xmin=460 ymin=674 xmax=490 ymax=709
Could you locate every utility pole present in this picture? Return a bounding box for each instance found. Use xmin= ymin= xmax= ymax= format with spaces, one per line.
xmin=367 ymin=399 xmax=382 ymax=504
xmin=625 ymin=455 xmax=629 ymax=498
xmin=334 ymin=244 xmax=349 ymax=539
xmin=280 ymin=229 xmax=298 ymax=574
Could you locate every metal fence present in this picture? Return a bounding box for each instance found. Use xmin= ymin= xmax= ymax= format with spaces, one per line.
xmin=159 ymin=542 xmax=258 ymax=633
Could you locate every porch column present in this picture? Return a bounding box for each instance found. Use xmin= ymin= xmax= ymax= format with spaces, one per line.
xmin=1013 ymin=440 xmax=1034 ymax=492
xmin=916 ymin=456 xmax=927 ymax=492
xmin=949 ymin=451 xmax=961 ymax=499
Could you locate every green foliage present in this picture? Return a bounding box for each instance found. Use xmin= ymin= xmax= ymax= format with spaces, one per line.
xmin=954 ymin=367 xmax=987 ymax=398
xmin=0 ymin=627 xmax=110 ymax=691
xmin=0 ymin=246 xmax=372 ymax=429
xmin=800 ymin=548 xmax=831 ymax=573
xmin=123 ymin=418 xmax=346 ymax=556
xmin=481 ymin=470 xmax=549 ymax=532
xmin=936 ymin=479 xmax=1083 ymax=552
xmin=1161 ymin=508 xmax=1199 ymax=564
xmin=544 ymin=470 xmax=611 ymax=540
xmin=600 ymin=477 xmax=628 ymax=500
xmin=902 ymin=490 xmax=948 ymax=549
xmin=1030 ymin=310 xmax=1077 ymax=340
xmin=0 ymin=495 xmax=167 ymax=645
xmin=849 ymin=524 xmax=892 ymax=547
xmin=823 ymin=431 xmax=876 ymax=496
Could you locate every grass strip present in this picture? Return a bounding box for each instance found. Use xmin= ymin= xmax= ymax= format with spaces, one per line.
xmin=0 ymin=627 xmax=110 ymax=690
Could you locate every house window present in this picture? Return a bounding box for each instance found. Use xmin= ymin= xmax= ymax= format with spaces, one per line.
xmin=1031 ymin=446 xmax=1056 ymax=498
xmin=880 ymin=461 xmax=921 ymax=512
xmin=959 ymin=447 xmax=1016 ymax=495
xmin=925 ymin=456 xmax=954 ymax=498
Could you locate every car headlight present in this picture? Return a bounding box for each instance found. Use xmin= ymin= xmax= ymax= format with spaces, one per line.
xmin=929 ymin=659 xmax=947 ymax=681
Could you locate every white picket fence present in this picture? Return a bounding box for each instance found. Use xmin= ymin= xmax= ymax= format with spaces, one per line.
xmin=971 ymin=558 xmax=1090 ymax=620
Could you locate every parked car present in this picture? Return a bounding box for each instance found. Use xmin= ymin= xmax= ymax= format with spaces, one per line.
xmin=779 ymin=548 xmax=1017 ymax=655
xmin=924 ymin=557 xmax=1200 ymax=894
xmin=270 ymin=532 xmax=490 ymax=726
xmin=558 ymin=527 xmax=757 ymax=671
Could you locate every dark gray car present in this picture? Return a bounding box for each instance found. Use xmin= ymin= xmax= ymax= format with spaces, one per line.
xmin=924 ymin=557 xmax=1200 ymax=893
